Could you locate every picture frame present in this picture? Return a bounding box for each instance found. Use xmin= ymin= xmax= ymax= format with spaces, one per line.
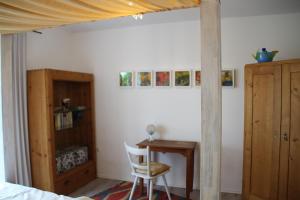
xmin=173 ymin=70 xmax=191 ymax=87
xmin=193 ymin=69 xmax=201 ymax=87
xmin=136 ymin=71 xmax=153 ymax=87
xmin=119 ymin=71 xmax=134 ymax=87
xmin=154 ymin=70 xmax=172 ymax=87
xmin=221 ymin=69 xmax=235 ymax=87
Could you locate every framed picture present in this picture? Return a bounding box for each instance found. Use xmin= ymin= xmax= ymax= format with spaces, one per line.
xmin=154 ymin=71 xmax=171 ymax=87
xmin=173 ymin=70 xmax=191 ymax=87
xmin=193 ymin=70 xmax=201 ymax=87
xmin=119 ymin=71 xmax=134 ymax=87
xmin=136 ymin=71 xmax=152 ymax=87
xmin=221 ymin=69 xmax=235 ymax=87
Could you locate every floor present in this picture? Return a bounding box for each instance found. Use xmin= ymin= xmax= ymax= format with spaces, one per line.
xmin=70 ymin=178 xmax=241 ymax=200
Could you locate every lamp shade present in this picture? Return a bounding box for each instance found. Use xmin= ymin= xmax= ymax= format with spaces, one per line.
xmin=146 ymin=124 xmax=156 ymax=135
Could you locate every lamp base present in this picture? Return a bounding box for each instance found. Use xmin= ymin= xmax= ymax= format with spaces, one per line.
xmin=147 ymin=135 xmax=155 ymax=142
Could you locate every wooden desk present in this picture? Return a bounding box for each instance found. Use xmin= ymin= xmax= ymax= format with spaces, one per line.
xmin=137 ymin=139 xmax=197 ymax=200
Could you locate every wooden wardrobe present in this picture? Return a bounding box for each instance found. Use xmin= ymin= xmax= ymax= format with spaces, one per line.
xmin=27 ymin=69 xmax=96 ymax=195
xmin=243 ymin=59 xmax=300 ymax=200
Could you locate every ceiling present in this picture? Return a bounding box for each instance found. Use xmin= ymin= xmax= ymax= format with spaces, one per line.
xmin=62 ymin=0 xmax=300 ymax=33
xmin=0 ymin=0 xmax=200 ymax=33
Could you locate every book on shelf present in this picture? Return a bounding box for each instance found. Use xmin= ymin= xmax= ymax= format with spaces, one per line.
xmin=54 ymin=111 xmax=73 ymax=131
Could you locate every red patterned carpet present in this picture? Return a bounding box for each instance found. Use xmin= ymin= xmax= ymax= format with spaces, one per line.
xmin=92 ymin=181 xmax=185 ymax=200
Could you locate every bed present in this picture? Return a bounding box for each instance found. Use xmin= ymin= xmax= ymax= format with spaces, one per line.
xmin=0 ymin=182 xmax=92 ymax=200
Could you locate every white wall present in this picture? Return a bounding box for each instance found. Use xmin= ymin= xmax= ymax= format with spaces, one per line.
xmin=26 ymin=28 xmax=91 ymax=72
xmin=27 ymin=12 xmax=300 ymax=193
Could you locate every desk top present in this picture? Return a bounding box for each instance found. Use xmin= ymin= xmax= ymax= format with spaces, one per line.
xmin=137 ymin=139 xmax=197 ymax=150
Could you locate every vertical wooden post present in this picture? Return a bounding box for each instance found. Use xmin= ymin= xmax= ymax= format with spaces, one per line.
xmin=200 ymin=0 xmax=222 ymax=200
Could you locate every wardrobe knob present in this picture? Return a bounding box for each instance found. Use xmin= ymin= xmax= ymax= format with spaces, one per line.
xmin=281 ymin=132 xmax=289 ymax=141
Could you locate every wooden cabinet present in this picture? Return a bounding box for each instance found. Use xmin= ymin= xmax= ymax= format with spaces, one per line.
xmin=243 ymin=59 xmax=300 ymax=200
xmin=27 ymin=69 xmax=96 ymax=195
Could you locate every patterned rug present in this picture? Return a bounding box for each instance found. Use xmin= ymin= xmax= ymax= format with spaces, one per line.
xmin=92 ymin=181 xmax=185 ymax=200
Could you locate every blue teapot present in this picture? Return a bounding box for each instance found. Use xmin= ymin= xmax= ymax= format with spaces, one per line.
xmin=252 ymin=48 xmax=279 ymax=63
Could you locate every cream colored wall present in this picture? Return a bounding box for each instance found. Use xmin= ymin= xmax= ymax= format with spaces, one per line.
xmin=27 ymin=12 xmax=300 ymax=193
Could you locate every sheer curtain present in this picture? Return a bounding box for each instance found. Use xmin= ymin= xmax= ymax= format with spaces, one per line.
xmin=0 ymin=35 xmax=4 ymax=182
xmin=1 ymin=33 xmax=31 ymax=186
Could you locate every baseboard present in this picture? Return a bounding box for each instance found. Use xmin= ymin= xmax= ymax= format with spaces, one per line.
xmin=98 ymin=173 xmax=131 ymax=183
xmin=98 ymin=173 xmax=199 ymax=190
xmin=221 ymin=188 xmax=242 ymax=194
xmin=98 ymin=173 xmax=241 ymax=194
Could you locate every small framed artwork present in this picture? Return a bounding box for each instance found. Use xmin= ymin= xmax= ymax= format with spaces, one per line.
xmin=136 ymin=71 xmax=152 ymax=87
xmin=193 ymin=70 xmax=201 ymax=87
xmin=154 ymin=71 xmax=171 ymax=87
xmin=221 ymin=69 xmax=235 ymax=87
xmin=119 ymin=71 xmax=134 ymax=87
xmin=174 ymin=70 xmax=191 ymax=87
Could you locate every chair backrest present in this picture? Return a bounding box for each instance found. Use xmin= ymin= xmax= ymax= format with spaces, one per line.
xmin=124 ymin=142 xmax=151 ymax=176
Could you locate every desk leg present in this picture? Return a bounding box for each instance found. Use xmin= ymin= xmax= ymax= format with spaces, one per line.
xmin=139 ymin=155 xmax=144 ymax=194
xmin=186 ymin=150 xmax=194 ymax=200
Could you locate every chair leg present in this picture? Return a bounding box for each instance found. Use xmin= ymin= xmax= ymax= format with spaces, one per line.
xmin=129 ymin=176 xmax=138 ymax=200
xmin=162 ymin=175 xmax=171 ymax=200
xmin=147 ymin=179 xmax=150 ymax=197
xmin=149 ymin=179 xmax=153 ymax=200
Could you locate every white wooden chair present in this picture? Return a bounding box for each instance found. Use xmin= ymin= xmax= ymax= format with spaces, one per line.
xmin=124 ymin=142 xmax=171 ymax=200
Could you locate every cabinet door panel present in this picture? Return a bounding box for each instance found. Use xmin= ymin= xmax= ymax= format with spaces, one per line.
xmin=289 ymin=72 xmax=300 ymax=200
xmin=243 ymin=65 xmax=281 ymax=200
xmin=282 ymin=64 xmax=300 ymax=200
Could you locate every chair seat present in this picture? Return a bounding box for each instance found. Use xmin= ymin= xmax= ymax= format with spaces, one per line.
xmin=136 ymin=162 xmax=170 ymax=176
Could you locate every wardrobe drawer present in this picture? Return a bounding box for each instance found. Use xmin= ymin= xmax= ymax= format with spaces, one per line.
xmin=55 ymin=165 xmax=96 ymax=195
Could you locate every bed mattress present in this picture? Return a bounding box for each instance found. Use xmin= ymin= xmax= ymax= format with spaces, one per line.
xmin=0 ymin=182 xmax=91 ymax=200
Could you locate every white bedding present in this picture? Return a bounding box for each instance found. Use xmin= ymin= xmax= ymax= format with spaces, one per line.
xmin=0 ymin=182 xmax=92 ymax=200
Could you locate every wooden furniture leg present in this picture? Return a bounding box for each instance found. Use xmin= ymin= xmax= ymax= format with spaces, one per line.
xmin=138 ymin=155 xmax=144 ymax=194
xmin=186 ymin=149 xmax=195 ymax=200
